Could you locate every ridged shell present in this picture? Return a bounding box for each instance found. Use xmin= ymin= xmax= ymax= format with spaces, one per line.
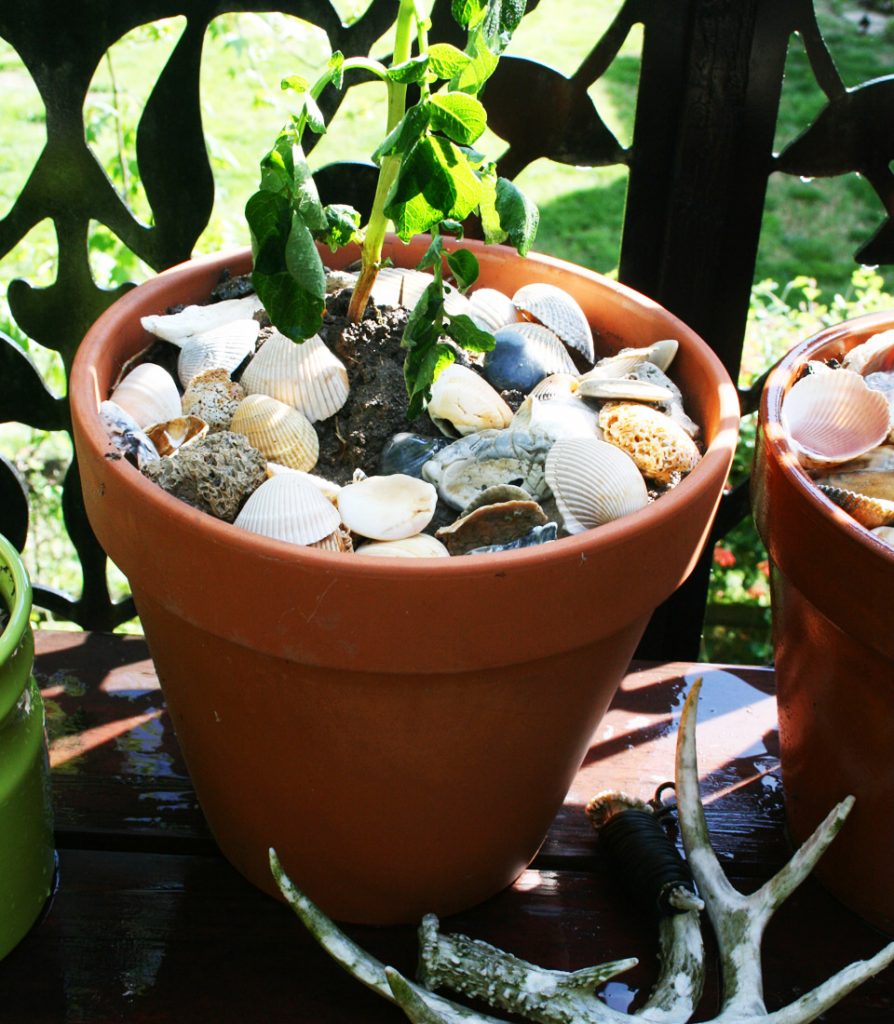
xmin=842 ymin=329 xmax=894 ymax=376
xmin=354 ymin=534 xmax=450 ymax=558
xmin=598 ymin=402 xmax=701 ymax=485
xmin=230 ymin=394 xmax=319 ymax=472
xmin=811 ymin=445 xmax=894 ymax=502
xmin=337 ymin=473 xmax=438 ymax=540
xmin=428 ymin=364 xmax=513 ymax=437
xmin=782 ymin=368 xmax=892 ymax=467
xmin=310 ymin=526 xmax=354 ymax=552
xmin=240 ymin=330 xmax=349 ymax=423
xmin=483 ymin=322 xmax=578 ymax=393
xmin=181 ymin=369 xmax=245 ymax=433
xmin=141 ymin=294 xmax=263 ymax=346
xmin=817 ymin=485 xmax=894 ymax=529
xmin=545 ymin=436 xmax=649 ymax=533
xmin=110 ymin=363 xmax=182 ymax=428
xmin=581 ymin=340 xmax=679 ymax=381
xmin=435 ymin=498 xmax=548 ymax=556
xmin=511 ymin=393 xmax=601 ymax=442
xmin=468 ymin=288 xmax=520 ymax=333
xmin=370 ymin=267 xmax=470 ymax=317
xmin=177 ymin=319 xmax=260 ymax=387
xmin=145 ymin=415 xmax=208 ymax=457
xmin=234 ymin=473 xmax=341 ymax=546
xmin=528 ymin=374 xmax=580 ymax=401
xmin=264 ymin=464 xmax=342 ymax=503
xmin=578 ymin=376 xmax=674 ymax=403
xmin=513 ymin=283 xmax=594 ymax=363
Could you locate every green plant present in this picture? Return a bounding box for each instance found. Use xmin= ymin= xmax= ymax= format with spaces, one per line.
xmin=245 ymin=0 xmax=538 ymax=418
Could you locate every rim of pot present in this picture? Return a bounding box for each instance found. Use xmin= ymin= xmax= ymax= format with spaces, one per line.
xmin=0 ymin=532 xmax=33 ymax=723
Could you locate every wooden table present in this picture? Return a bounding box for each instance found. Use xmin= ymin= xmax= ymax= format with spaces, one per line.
xmin=3 ymin=631 xmax=892 ymax=1022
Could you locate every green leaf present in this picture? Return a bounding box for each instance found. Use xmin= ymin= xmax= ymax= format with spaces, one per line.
xmin=290 ymin=144 xmax=328 ymax=232
xmin=445 ymin=312 xmax=495 ymax=351
xmin=406 ymin=342 xmax=456 ymax=418
xmin=317 ymin=204 xmax=361 ymax=251
xmin=452 ymin=29 xmax=499 ymax=93
xmin=451 ymin=0 xmax=487 ymax=28
xmin=446 ymin=249 xmax=479 ymax=291
xmin=328 ymin=50 xmax=345 ymax=90
xmin=482 ymin=0 xmax=526 ymax=53
xmin=246 ymin=189 xmax=291 ymax=259
xmin=441 ymin=218 xmax=465 ymax=238
xmin=252 ymin=269 xmax=325 ymax=342
xmin=281 ymin=75 xmax=309 ymax=94
xmin=371 ymin=102 xmax=431 ymax=163
xmin=285 ymin=212 xmax=327 ymax=299
xmin=387 ymin=55 xmax=430 ymax=84
xmin=303 ymin=94 xmax=326 ymax=135
xmin=417 ymin=233 xmax=445 ymax=271
xmin=495 ymin=177 xmax=539 ymax=256
xmin=475 ymin=166 xmax=506 ymax=245
xmin=427 ymin=43 xmax=472 ymax=80
xmin=430 ymin=93 xmax=487 ymax=145
xmin=259 ymin=130 xmax=298 ymax=195
xmin=402 ymin=279 xmax=445 ymax=351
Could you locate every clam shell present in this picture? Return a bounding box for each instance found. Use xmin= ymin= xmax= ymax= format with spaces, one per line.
xmin=462 ymin=484 xmax=534 ymax=512
xmin=811 ymin=445 xmax=894 ymax=502
xmin=782 ymin=368 xmax=892 ymax=467
xmin=435 ymin=498 xmax=548 ymax=556
xmin=468 ymin=288 xmax=520 ymax=333
xmin=865 ymin=371 xmax=894 ymax=442
xmin=545 ymin=436 xmax=649 ymax=533
xmin=177 ymin=319 xmax=260 ymax=387
xmin=511 ymin=393 xmax=601 ymax=442
xmin=141 ymin=294 xmax=263 ymax=346
xmin=110 ymin=363 xmax=182 ymax=428
xmin=98 ymin=400 xmax=160 ymax=466
xmin=842 ymin=329 xmax=894 ymax=376
xmin=354 ymin=534 xmax=450 ymax=558
xmin=234 ymin=472 xmax=341 ymax=546
xmin=513 ymin=283 xmax=594 ymax=363
xmin=230 ymin=394 xmax=319 ymax=472
xmin=483 ymin=322 xmax=578 ymax=393
xmin=427 ymin=364 xmax=513 ymax=437
xmin=240 ymin=330 xmax=349 ymax=423
xmin=264 ymin=464 xmax=342 ymax=503
xmin=598 ymin=402 xmax=701 ymax=486
xmin=370 ymin=267 xmax=470 ymax=317
xmin=528 ymin=374 xmax=580 ymax=401
xmin=817 ymin=485 xmax=894 ymax=529
xmin=181 ymin=369 xmax=245 ymax=432
xmin=581 ymin=340 xmax=679 ymax=381
xmin=379 ymin=432 xmax=451 ymax=478
xmin=337 ymin=473 xmax=438 ymax=540
xmin=465 ymin=522 xmax=558 ymax=554
xmin=145 ymin=415 xmax=208 ymax=457
xmin=578 ymin=376 xmax=674 ymax=403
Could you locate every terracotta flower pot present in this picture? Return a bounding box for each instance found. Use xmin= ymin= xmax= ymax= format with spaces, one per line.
xmin=753 ymin=310 xmax=894 ymax=935
xmin=71 ymin=237 xmax=737 ymax=924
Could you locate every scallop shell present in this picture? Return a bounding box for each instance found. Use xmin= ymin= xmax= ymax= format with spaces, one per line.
xmin=337 ymin=473 xmax=438 ymax=540
xmin=427 ymin=364 xmax=513 ymax=437
xmin=513 ymin=283 xmax=594 ymax=363
xmin=141 ymin=294 xmax=263 ymax=346
xmin=370 ymin=267 xmax=470 ymax=316
xmin=181 ymin=369 xmax=245 ymax=433
xmin=264 ymin=464 xmax=342 ymax=504
xmin=110 ymin=363 xmax=182 ymax=428
xmin=435 ymin=498 xmax=548 ymax=556
xmin=581 ymin=340 xmax=679 ymax=381
xmin=229 ymin=394 xmax=319 ymax=472
xmin=598 ymin=402 xmax=701 ymax=486
xmin=528 ymin=374 xmax=580 ymax=402
xmin=234 ymin=473 xmax=341 ymax=546
xmin=782 ymin=368 xmax=892 ymax=467
xmin=578 ymin=376 xmax=675 ymax=403
xmin=545 ymin=436 xmax=649 ymax=533
xmin=842 ymin=329 xmax=894 ymax=376
xmin=240 ymin=330 xmax=349 ymax=423
xmin=468 ymin=288 xmax=521 ymax=333
xmin=817 ymin=485 xmax=894 ymax=529
xmin=145 ymin=415 xmax=208 ymax=457
xmin=177 ymin=319 xmax=260 ymax=387
xmin=311 ymin=526 xmax=354 ymax=553
xmin=354 ymin=534 xmax=450 ymax=558
xmin=483 ymin=322 xmax=578 ymax=393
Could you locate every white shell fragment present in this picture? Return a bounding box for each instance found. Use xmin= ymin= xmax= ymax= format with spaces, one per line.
xmin=110 ymin=363 xmax=182 ymax=428
xmin=842 ymin=329 xmax=894 ymax=376
xmin=145 ymin=415 xmax=208 ymax=457
xmin=229 ymin=394 xmax=319 ymax=472
xmin=177 ymin=319 xmax=260 ymax=388
xmin=370 ymin=267 xmax=470 ymax=317
xmin=545 ymin=436 xmax=649 ymax=533
xmin=354 ymin=534 xmax=450 ymax=558
xmin=240 ymin=330 xmax=349 ymax=423
xmin=337 ymin=473 xmax=438 ymax=540
xmin=141 ymin=294 xmax=263 ymax=346
xmin=513 ymin=282 xmax=594 ymax=363
xmin=234 ymin=473 xmax=341 ymax=546
xmin=581 ymin=340 xmax=679 ymax=382
xmin=427 ymin=364 xmax=513 ymax=437
xmin=468 ymin=288 xmax=520 ymax=333
xmin=98 ymin=400 xmax=159 ymax=466
xmin=578 ymin=376 xmax=674 ymax=403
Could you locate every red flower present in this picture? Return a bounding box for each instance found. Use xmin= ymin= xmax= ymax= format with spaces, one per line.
xmin=713 ymin=545 xmax=736 ymax=568
xmin=757 ymin=559 xmax=770 ymax=578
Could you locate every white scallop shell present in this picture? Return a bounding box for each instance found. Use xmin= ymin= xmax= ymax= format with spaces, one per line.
xmin=141 ymin=294 xmax=263 ymax=346
xmin=427 ymin=364 xmax=513 ymax=437
xmin=234 ymin=473 xmax=340 ymax=546
xmin=545 ymin=436 xmax=649 ymax=533
xmin=177 ymin=319 xmax=260 ymax=387
xmin=240 ymin=330 xmax=349 ymax=423
xmin=229 ymin=394 xmax=319 ymax=472
xmin=110 ymin=363 xmax=182 ymax=428
xmin=513 ymin=283 xmax=594 ymax=363
xmin=782 ymin=368 xmax=892 ymax=467
xmin=370 ymin=267 xmax=469 ymax=317
xmin=265 ymin=464 xmax=342 ymax=503
xmin=354 ymin=534 xmax=450 ymax=558
xmin=337 ymin=473 xmax=437 ymax=540
xmin=492 ymin=322 xmax=578 ymax=376
xmin=528 ymin=373 xmax=580 ymax=402
xmin=842 ymin=329 xmax=894 ymax=376
xmin=468 ymin=288 xmax=520 ymax=333
xmin=598 ymin=402 xmax=701 ymax=485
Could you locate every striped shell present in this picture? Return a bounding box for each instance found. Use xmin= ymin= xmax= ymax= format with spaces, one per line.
xmin=177 ymin=319 xmax=260 ymax=387
xmin=427 ymin=364 xmax=513 ymax=437
xmin=337 ymin=473 xmax=438 ymax=540
xmin=513 ymin=283 xmax=594 ymax=363
xmin=370 ymin=267 xmax=470 ymax=317
xmin=817 ymin=485 xmax=894 ymax=529
xmin=265 ymin=464 xmax=341 ymax=503
xmin=234 ymin=473 xmax=341 ymax=546
xmin=145 ymin=415 xmax=208 ymax=457
xmin=782 ymin=368 xmax=892 ymax=467
xmin=468 ymin=288 xmax=520 ymax=333
xmin=354 ymin=534 xmax=450 ymax=558
xmin=229 ymin=394 xmax=319 ymax=472
xmin=141 ymin=294 xmax=263 ymax=346
xmin=240 ymin=330 xmax=349 ymax=423
xmin=598 ymin=402 xmax=701 ymax=485
xmin=545 ymin=436 xmax=649 ymax=534
xmin=110 ymin=363 xmax=182 ymax=428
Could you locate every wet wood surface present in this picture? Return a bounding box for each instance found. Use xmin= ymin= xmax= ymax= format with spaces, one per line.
xmin=3 ymin=631 xmax=892 ymax=1022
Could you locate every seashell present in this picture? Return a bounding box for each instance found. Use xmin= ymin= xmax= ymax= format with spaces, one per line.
xmin=110 ymin=363 xmax=182 ymax=428
xmin=466 ymin=522 xmax=558 ymax=555
xmin=181 ymin=368 xmax=245 ymax=433
xmin=511 ymin=392 xmax=601 ymax=443
xmin=545 ymin=436 xmax=649 ymax=534
xmin=598 ymin=401 xmax=701 ymax=486
xmin=427 ymin=364 xmax=513 ymax=437
xmin=462 ymin=484 xmax=534 ymax=512
xmin=435 ymin=498 xmax=548 ymax=556
xmin=145 ymin=415 xmax=208 ymax=457
xmin=864 ymin=371 xmax=894 ymax=442
xmin=98 ymin=400 xmax=160 ymax=466
xmin=354 ymin=534 xmax=450 ymax=558
xmin=842 ymin=329 xmax=894 ymax=376
xmin=379 ymin=432 xmax=451 ymax=478
xmin=325 ymin=269 xmax=357 ymax=294
xmin=264 ymin=464 xmax=342 ymax=504
xmin=311 ymin=526 xmax=354 ymax=553
xmin=782 ymin=368 xmax=892 ymax=468
xmin=482 ymin=322 xmax=578 ymax=393
xmin=240 ymin=330 xmax=349 ymax=423
xmin=528 ymin=374 xmax=580 ymax=402
xmin=177 ymin=319 xmax=260 ymax=388
xmin=871 ymin=525 xmax=894 ymax=549
xmin=810 ymin=445 xmax=894 ymax=502
xmin=370 ymin=267 xmax=470 ymax=317
xmin=230 ymin=394 xmax=319 ymax=472
xmin=234 ymin=472 xmax=341 ymax=546
xmin=513 ymin=283 xmax=594 ymax=363
xmin=141 ymin=294 xmax=263 ymax=346
xmin=468 ymin=288 xmax=520 ymax=333
xmin=337 ymin=473 xmax=437 ymax=540
xmin=578 ymin=376 xmax=674 ymax=403
xmin=581 ymin=340 xmax=679 ymax=381
xmin=817 ymin=485 xmax=894 ymax=529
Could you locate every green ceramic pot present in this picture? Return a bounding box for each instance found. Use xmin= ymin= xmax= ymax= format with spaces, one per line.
xmin=0 ymin=533 xmax=54 ymax=959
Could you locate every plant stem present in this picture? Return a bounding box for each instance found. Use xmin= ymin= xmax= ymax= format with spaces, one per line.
xmin=347 ymin=0 xmax=417 ymax=322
